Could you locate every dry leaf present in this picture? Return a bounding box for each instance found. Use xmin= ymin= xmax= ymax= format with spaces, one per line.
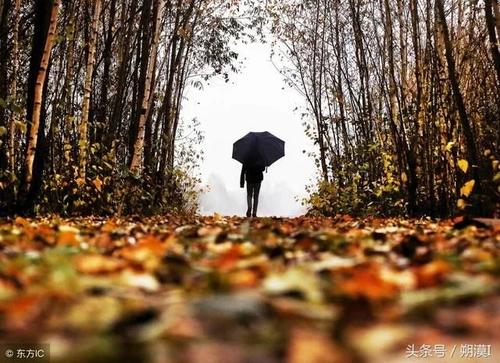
xmin=74 ymin=254 xmax=126 ymax=274
xmin=92 ymin=178 xmax=103 ymax=191
xmin=336 ymin=264 xmax=399 ymax=300
xmin=287 ymin=327 xmax=345 ymax=363
xmin=263 ymin=268 xmax=323 ymax=303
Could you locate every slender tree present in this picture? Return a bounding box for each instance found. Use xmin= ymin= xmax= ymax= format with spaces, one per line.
xmin=23 ymin=0 xmax=60 ymax=190
xmin=78 ymin=0 xmax=102 ymax=179
xmin=130 ymin=0 xmax=164 ymax=174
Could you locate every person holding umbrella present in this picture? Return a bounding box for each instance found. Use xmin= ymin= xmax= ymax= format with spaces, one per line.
xmin=233 ymin=132 xmax=285 ymax=218
xmin=240 ymin=162 xmax=266 ymax=217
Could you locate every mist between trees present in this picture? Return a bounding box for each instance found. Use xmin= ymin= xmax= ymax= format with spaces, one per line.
xmin=0 ymin=0 xmax=498 ymax=217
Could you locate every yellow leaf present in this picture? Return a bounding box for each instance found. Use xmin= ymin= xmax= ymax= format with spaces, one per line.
xmin=0 ymin=126 xmax=7 ymax=136
xmin=457 ymin=199 xmax=467 ymax=209
xmin=445 ymin=141 xmax=455 ymax=152
xmin=75 ymin=177 xmax=85 ymax=187
xmin=460 ymin=180 xmax=475 ymax=197
xmin=457 ymin=159 xmax=469 ymax=173
xmin=401 ymin=172 xmax=408 ymax=183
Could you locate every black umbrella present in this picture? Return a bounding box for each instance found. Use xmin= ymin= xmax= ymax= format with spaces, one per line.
xmin=232 ymin=131 xmax=285 ymax=166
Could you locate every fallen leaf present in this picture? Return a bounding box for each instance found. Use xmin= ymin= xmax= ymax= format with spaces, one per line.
xmin=263 ymin=268 xmax=323 ymax=303
xmin=412 ymin=260 xmax=451 ymax=288
xmin=336 ymin=264 xmax=399 ymax=300
xmin=287 ymin=327 xmax=346 ymax=363
xmin=74 ymin=254 xmax=126 ymax=274
xmin=119 ymin=269 xmax=160 ymax=292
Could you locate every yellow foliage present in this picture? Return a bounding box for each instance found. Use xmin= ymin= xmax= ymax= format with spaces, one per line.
xmin=457 ymin=159 xmax=469 ymax=173
xmin=457 ymin=199 xmax=467 ymax=209
xmin=460 ymin=180 xmax=475 ymax=197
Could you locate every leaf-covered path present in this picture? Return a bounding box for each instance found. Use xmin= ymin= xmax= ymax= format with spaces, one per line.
xmin=0 ymin=215 xmax=499 ymax=363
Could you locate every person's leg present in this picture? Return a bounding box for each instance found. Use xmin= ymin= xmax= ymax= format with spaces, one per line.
xmin=252 ymin=182 xmax=261 ymax=217
xmin=246 ymin=183 xmax=253 ymax=217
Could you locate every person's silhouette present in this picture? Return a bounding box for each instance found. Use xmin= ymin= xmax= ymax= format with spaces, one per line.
xmin=240 ymin=163 xmax=265 ymax=217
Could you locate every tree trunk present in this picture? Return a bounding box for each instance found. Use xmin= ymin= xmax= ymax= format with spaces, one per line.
xmin=78 ymin=0 xmax=102 ymax=179
xmin=108 ymin=0 xmax=136 ymax=150
xmin=493 ymin=0 xmax=500 ymax=40
xmin=485 ymin=0 xmax=500 ymax=89
xmin=8 ymin=0 xmax=19 ymax=173
xmin=23 ymin=0 xmax=60 ymax=190
xmin=0 ymin=0 xmax=10 ymax=171
xmin=96 ymin=0 xmax=116 ymax=146
xmin=60 ymin=1 xmax=77 ymax=167
xmin=130 ymin=0 xmax=163 ymax=174
xmin=435 ymin=0 xmax=480 ymax=175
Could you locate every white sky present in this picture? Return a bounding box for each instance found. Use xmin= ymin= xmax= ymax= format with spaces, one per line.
xmin=183 ymin=41 xmax=317 ymax=217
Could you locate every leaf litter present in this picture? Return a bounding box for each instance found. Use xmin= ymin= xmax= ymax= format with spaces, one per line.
xmin=0 ymin=215 xmax=498 ymax=362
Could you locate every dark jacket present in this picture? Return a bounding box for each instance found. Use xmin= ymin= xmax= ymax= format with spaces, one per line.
xmin=240 ymin=164 xmax=265 ymax=187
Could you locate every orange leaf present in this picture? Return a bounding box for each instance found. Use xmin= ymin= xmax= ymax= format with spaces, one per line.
xmin=336 ymin=264 xmax=399 ymax=300
xmin=92 ymin=177 xmax=103 ymax=191
xmin=14 ymin=216 xmax=29 ymax=226
xmin=211 ymin=245 xmax=241 ymax=271
xmin=118 ymin=234 xmax=169 ymax=269
xmin=57 ymin=231 xmax=78 ymax=246
xmin=228 ymin=269 xmax=259 ymax=289
xmin=412 ymin=260 xmax=451 ymax=288
xmin=74 ymin=254 xmax=126 ymax=274
xmin=101 ymin=220 xmax=118 ymax=233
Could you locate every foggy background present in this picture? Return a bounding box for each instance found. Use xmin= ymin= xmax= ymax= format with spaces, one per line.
xmin=183 ymin=41 xmax=317 ymax=217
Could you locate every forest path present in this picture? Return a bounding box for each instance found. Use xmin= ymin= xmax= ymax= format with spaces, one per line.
xmin=0 ymin=215 xmax=499 ymax=362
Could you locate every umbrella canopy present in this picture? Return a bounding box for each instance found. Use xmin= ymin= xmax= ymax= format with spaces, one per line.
xmin=232 ymin=131 xmax=285 ymax=166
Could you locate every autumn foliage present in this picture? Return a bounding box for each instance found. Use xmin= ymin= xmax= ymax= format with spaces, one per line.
xmin=0 ymin=215 xmax=499 ymax=362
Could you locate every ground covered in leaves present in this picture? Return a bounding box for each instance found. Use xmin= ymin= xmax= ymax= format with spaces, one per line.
xmin=0 ymin=214 xmax=499 ymax=363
